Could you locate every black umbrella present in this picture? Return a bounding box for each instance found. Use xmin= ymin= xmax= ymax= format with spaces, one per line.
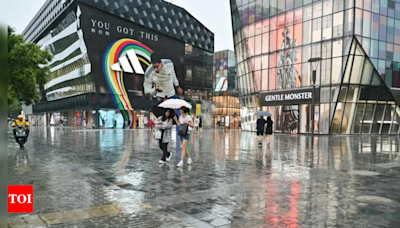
xmin=152 ymin=105 xmax=176 ymax=118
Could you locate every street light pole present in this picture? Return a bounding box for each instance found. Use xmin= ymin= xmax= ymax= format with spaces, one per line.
xmin=308 ymin=58 xmax=322 ymax=149
xmin=311 ymin=70 xmax=316 ymax=148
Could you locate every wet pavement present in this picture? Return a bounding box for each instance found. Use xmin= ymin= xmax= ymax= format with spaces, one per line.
xmin=7 ymin=127 xmax=400 ymax=228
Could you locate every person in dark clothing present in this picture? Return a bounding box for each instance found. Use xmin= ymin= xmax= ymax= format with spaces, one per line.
xmin=265 ymin=117 xmax=273 ymax=146
xmin=156 ymin=109 xmax=173 ymax=164
xmin=256 ymin=116 xmax=266 ymax=145
xmin=136 ymin=119 xmax=139 ymax=129
xmin=199 ymin=117 xmax=203 ymax=132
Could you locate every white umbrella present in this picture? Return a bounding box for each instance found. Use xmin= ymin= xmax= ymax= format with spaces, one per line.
xmin=158 ymin=99 xmax=192 ymax=109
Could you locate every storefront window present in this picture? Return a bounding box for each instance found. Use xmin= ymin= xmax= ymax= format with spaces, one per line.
xmin=352 ymin=103 xmax=365 ymax=134
xmin=362 ymin=104 xmax=375 ymax=133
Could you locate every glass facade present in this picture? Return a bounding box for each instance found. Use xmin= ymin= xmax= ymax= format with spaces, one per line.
xmin=230 ymin=0 xmax=400 ymax=134
xmin=213 ymin=50 xmax=240 ymax=127
xmin=184 ymin=44 xmax=214 ymax=101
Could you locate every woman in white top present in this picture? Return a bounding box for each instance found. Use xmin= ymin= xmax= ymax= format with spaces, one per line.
xmin=174 ymin=106 xmax=194 ymax=167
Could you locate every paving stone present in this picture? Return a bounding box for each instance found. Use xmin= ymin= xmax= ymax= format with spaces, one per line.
xmin=7 ymin=128 xmax=400 ymax=227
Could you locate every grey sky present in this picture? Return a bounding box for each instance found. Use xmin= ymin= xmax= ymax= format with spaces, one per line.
xmin=8 ymin=0 xmax=234 ymax=52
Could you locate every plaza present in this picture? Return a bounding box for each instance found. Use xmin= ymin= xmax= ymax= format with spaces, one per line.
xmin=7 ymin=127 xmax=400 ymax=227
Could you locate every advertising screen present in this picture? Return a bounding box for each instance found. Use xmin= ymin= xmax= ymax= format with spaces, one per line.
xmin=79 ymin=3 xmax=185 ymax=109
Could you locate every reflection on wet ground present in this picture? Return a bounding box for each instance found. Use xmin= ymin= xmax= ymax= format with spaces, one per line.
xmin=7 ymin=127 xmax=400 ymax=227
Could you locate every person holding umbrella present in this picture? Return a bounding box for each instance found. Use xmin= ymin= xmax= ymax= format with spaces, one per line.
xmin=256 ymin=116 xmax=266 ymax=145
xmin=173 ymin=106 xmax=194 ymax=167
xmin=254 ymin=111 xmax=271 ymax=145
xmin=155 ymin=109 xmax=174 ymax=164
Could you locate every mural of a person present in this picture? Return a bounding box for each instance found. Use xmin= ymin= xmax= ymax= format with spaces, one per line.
xmin=143 ymin=52 xmax=183 ymax=99
xmin=277 ymin=27 xmax=301 ymax=89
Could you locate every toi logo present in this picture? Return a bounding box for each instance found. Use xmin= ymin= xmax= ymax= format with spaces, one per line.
xmin=8 ymin=185 xmax=33 ymax=213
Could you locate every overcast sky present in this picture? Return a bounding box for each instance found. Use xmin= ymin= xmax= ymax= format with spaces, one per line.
xmin=7 ymin=0 xmax=234 ymax=52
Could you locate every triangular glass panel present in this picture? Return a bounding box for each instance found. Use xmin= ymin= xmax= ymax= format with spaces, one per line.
xmin=330 ymin=37 xmax=400 ymax=134
xmin=371 ymin=71 xmax=381 ymax=86
xmin=361 ymin=60 xmax=373 ymax=85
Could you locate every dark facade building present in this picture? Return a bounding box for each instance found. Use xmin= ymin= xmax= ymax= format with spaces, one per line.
xmin=23 ymin=0 xmax=213 ymax=128
xmin=230 ymin=0 xmax=400 ymax=135
xmin=212 ymin=50 xmax=240 ymax=127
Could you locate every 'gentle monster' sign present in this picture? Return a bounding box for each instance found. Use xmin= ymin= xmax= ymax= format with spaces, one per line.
xmin=259 ymin=88 xmax=319 ymax=106
xmin=265 ymin=92 xmax=312 ymax=102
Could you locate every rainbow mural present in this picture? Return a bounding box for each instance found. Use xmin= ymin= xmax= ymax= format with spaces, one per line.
xmin=103 ymin=38 xmax=153 ymax=128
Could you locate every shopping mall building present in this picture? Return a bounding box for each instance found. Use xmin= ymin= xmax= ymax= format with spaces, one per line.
xmin=230 ymin=0 xmax=400 ymax=135
xmin=23 ymin=0 xmax=213 ymax=128
xmin=213 ymin=50 xmax=240 ymax=128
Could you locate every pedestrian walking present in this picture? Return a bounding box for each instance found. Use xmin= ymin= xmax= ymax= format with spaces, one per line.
xmin=156 ymin=109 xmax=173 ymax=164
xmin=289 ymin=118 xmax=295 ymax=135
xmin=136 ymin=119 xmax=139 ymax=129
xmin=199 ymin=117 xmax=203 ymax=132
xmin=194 ymin=116 xmax=199 ymax=131
xmin=256 ymin=116 xmax=266 ymax=145
xmin=58 ymin=118 xmax=64 ymax=130
xmin=265 ymin=117 xmax=273 ymax=146
xmin=174 ymin=106 xmax=194 ymax=167
xmin=149 ymin=119 xmax=154 ymax=131
xmin=83 ymin=118 xmax=87 ymax=128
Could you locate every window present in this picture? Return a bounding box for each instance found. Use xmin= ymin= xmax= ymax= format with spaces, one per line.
xmin=364 ymin=0 xmax=372 ymax=11
xmin=333 ymin=12 xmax=344 ymax=38
xmin=270 ymin=0 xmax=277 ymax=16
xmin=277 ymin=0 xmax=285 ymax=14
xmin=387 ymin=18 xmax=395 ymax=43
xmin=355 ymin=9 xmax=362 ymax=35
xmin=333 ymin=0 xmax=344 ymax=13
xmin=262 ymin=19 xmax=270 ymax=33
xmin=372 ymin=0 xmax=379 ymax=13
xmin=294 ymin=8 xmax=303 ymax=24
xmin=313 ymin=18 xmax=322 ymax=42
xmin=379 ymin=16 xmax=387 ymax=41
xmin=313 ymin=1 xmax=322 ymax=18
xmin=332 ymin=39 xmax=343 ymax=57
xmin=362 ymin=38 xmax=371 ymax=56
xmin=344 ymin=9 xmax=353 ymax=36
xmin=372 ymin=13 xmax=379 ymax=39
xmin=263 ymin=0 xmax=270 ymax=18
xmin=395 ymin=19 xmax=400 ymax=44
xmin=323 ymin=0 xmax=333 ymax=16
xmin=380 ymin=0 xmax=388 ymax=15
xmin=262 ymin=32 xmax=269 ymax=54
xmin=255 ymin=35 xmax=262 ymax=56
xmin=323 ymin=15 xmax=332 ymax=40
xmin=303 ymin=5 xmax=312 ymax=21
xmin=363 ymin=11 xmax=371 ymax=38
xmin=286 ymin=0 xmax=294 ymax=11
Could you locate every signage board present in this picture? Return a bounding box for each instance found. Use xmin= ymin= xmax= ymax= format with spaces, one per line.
xmin=259 ymin=88 xmax=319 ymax=106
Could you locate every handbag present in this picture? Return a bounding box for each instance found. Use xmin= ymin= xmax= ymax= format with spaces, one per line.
xmin=178 ymin=124 xmax=188 ymax=136
xmin=154 ymin=129 xmax=162 ymax=139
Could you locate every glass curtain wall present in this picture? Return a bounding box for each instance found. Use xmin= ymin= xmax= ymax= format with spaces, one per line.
xmin=230 ymin=0 xmax=400 ymax=134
